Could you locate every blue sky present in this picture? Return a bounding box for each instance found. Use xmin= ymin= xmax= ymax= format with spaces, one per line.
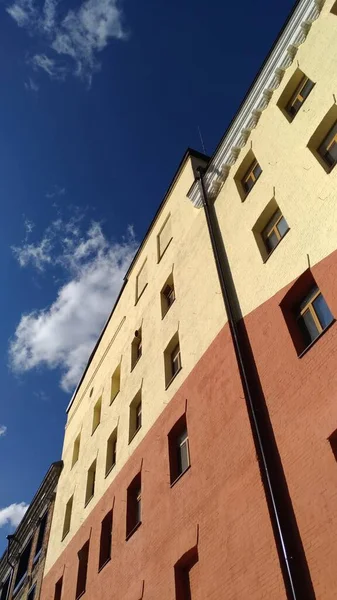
xmin=0 ymin=0 xmax=295 ymax=552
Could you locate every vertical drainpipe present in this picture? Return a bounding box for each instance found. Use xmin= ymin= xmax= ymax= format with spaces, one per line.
xmin=196 ymin=166 xmax=315 ymax=600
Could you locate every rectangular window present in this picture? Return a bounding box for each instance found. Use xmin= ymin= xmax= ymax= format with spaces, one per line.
xmin=71 ymin=433 xmax=81 ymax=468
xmin=54 ymin=577 xmax=63 ymax=600
xmin=158 ymin=215 xmax=172 ymax=260
xmin=297 ymin=287 xmax=334 ymax=348
xmin=169 ymin=414 xmax=190 ymax=485
xmin=129 ymin=390 xmax=142 ymax=443
xmin=136 ymin=261 xmax=148 ymax=301
xmin=174 ymin=548 xmax=199 ymax=600
xmin=92 ymin=398 xmax=102 ymax=434
xmin=242 ymin=160 xmax=262 ymax=194
xmin=27 ymin=585 xmax=36 ymax=600
xmin=34 ymin=511 xmax=48 ymax=562
xmin=98 ymin=510 xmax=113 ymax=570
xmin=0 ymin=576 xmax=10 ymax=600
xmin=262 ymin=208 xmax=289 ymax=254
xmin=318 ymin=122 xmax=337 ymax=170
xmin=161 ymin=273 xmax=175 ymax=318
xmin=85 ymin=460 xmax=96 ymax=506
xmin=286 ymin=76 xmax=314 ymax=118
xmin=126 ymin=473 xmax=142 ymax=539
xmin=76 ymin=540 xmax=89 ymax=600
xmin=62 ymin=495 xmax=73 ymax=540
xmin=164 ymin=333 xmax=182 ymax=388
xmin=110 ymin=364 xmax=121 ymax=404
xmin=13 ymin=537 xmax=33 ymax=592
xmin=131 ymin=329 xmax=142 ymax=370
xmin=105 ymin=429 xmax=117 ymax=476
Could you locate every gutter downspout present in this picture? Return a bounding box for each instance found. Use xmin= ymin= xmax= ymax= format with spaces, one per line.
xmin=196 ymin=167 xmax=315 ymax=600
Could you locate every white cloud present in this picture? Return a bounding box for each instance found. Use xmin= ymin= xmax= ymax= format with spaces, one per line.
xmin=12 ymin=236 xmax=53 ymax=271
xmin=45 ymin=185 xmax=66 ymax=199
xmin=6 ymin=0 xmax=126 ymax=85
xmin=24 ymin=77 xmax=39 ymax=92
xmin=0 ymin=503 xmax=29 ymax=528
xmin=10 ymin=219 xmax=137 ymax=391
xmin=24 ymin=218 xmax=35 ymax=236
xmin=30 ymin=53 xmax=66 ymax=80
xmin=0 ymin=425 xmax=7 ymax=437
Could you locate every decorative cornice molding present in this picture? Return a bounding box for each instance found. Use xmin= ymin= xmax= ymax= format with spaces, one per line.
xmin=188 ymin=0 xmax=325 ymax=207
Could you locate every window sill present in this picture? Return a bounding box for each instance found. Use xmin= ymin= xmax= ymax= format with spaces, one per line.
xmin=110 ymin=391 xmax=120 ymax=405
xmin=165 ymin=366 xmax=182 ymax=390
xmin=98 ymin=556 xmax=111 ymax=573
xmin=298 ymin=319 xmax=335 ymax=358
xmin=105 ymin=463 xmax=116 ymax=478
xmin=126 ymin=520 xmax=142 ymax=541
xmin=129 ymin=426 xmax=142 ymax=444
xmin=76 ymin=590 xmax=86 ymax=600
xmin=157 ymin=237 xmax=173 ymax=263
xmin=170 ymin=465 xmax=191 ymax=488
xmin=263 ymin=227 xmax=291 ymax=263
xmin=135 ymin=283 xmax=148 ymax=306
xmin=84 ymin=494 xmax=94 ymax=508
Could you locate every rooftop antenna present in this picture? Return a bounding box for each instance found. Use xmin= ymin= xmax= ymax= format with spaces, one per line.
xmin=197 ymin=125 xmax=206 ymax=154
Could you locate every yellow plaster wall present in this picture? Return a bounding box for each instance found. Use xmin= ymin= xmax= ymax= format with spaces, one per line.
xmin=214 ymin=1 xmax=337 ymax=318
xmin=44 ymin=155 xmax=226 ymax=573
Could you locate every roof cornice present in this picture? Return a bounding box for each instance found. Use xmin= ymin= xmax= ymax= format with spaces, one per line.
xmin=188 ymin=0 xmax=324 ymax=207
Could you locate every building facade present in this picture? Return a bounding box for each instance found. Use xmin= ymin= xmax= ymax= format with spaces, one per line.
xmin=40 ymin=0 xmax=337 ymax=598
xmin=0 ymin=462 xmax=62 ymax=600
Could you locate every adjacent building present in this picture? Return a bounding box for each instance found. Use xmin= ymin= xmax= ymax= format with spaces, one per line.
xmin=0 ymin=462 xmax=62 ymax=600
xmin=34 ymin=0 xmax=337 ymax=598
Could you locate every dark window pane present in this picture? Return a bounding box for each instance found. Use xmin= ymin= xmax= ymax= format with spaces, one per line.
xmin=313 ymin=294 xmax=333 ymax=330
xmin=277 ymin=216 xmax=289 ymax=237
xmin=301 ymin=78 xmax=314 ymax=99
xmin=243 ymin=177 xmax=254 ymax=192
xmin=266 ymin=231 xmax=279 ymax=252
xmin=298 ymin=309 xmax=319 ymax=346
xmin=325 ymin=141 xmax=337 ymax=167
xmin=253 ymin=163 xmax=262 ymax=179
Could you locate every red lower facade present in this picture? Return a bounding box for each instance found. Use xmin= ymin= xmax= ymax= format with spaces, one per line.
xmin=41 ymin=250 xmax=337 ymax=600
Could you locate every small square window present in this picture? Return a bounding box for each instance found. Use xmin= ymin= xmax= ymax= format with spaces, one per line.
xmin=161 ymin=273 xmax=175 ymax=318
xmin=164 ymin=333 xmax=182 ymax=388
xmin=262 ymin=209 xmax=289 ymax=255
xmin=62 ymin=495 xmax=73 ymax=540
xmin=110 ymin=364 xmax=121 ymax=404
xmin=234 ymin=149 xmax=262 ymax=201
xmin=318 ymin=122 xmax=337 ymax=171
xmin=242 ymin=160 xmax=262 ymax=194
xmin=129 ymin=390 xmax=142 ymax=443
xmin=85 ymin=460 xmax=96 ymax=506
xmin=126 ymin=472 xmax=142 ymax=539
xmin=286 ymin=76 xmax=314 ymax=119
xmin=92 ymin=398 xmax=102 ymax=434
xmin=297 ymin=287 xmax=334 ymax=349
xmin=131 ymin=329 xmax=142 ymax=371
xmin=168 ymin=414 xmax=190 ymax=485
xmin=105 ymin=428 xmax=117 ymax=476
xmin=71 ymin=433 xmax=81 ymax=468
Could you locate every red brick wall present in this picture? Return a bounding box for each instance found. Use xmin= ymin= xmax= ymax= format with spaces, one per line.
xmin=40 ymin=324 xmax=285 ymax=600
xmin=243 ymin=250 xmax=337 ymax=599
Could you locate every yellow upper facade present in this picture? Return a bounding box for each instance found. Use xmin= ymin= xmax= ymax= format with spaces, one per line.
xmin=45 ymin=0 xmax=337 ymax=573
